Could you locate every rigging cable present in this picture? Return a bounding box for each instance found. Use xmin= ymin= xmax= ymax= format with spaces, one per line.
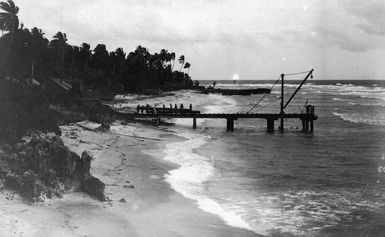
xmin=246 ymin=77 xmax=281 ymax=114
xmin=246 ymin=69 xmax=312 ymax=114
xmin=284 ymin=70 xmax=312 ymax=76
xmin=253 ymin=96 xmax=282 ymax=112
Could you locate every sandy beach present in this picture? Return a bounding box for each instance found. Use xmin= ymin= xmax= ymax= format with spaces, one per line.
xmin=0 ymin=120 xmax=256 ymax=237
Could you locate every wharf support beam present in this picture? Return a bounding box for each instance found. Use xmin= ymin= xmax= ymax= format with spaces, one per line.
xmin=193 ymin=118 xmax=197 ymax=129
xmin=301 ymin=119 xmax=315 ymax=133
xmin=226 ymin=118 xmax=236 ymax=132
xmin=267 ymin=119 xmax=275 ymax=133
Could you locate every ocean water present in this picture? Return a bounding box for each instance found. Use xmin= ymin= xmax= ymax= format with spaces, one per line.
xmin=115 ymin=80 xmax=385 ymax=236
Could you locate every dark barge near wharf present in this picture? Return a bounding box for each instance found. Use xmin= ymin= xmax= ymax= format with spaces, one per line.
xmin=203 ymin=88 xmax=271 ymax=96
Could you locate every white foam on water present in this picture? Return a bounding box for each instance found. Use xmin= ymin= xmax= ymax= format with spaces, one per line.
xmin=333 ymin=112 xmax=385 ymax=127
xmin=162 ymin=132 xmax=254 ymax=232
xmin=172 ymin=117 xmax=205 ymax=127
xmin=203 ymin=94 xmax=239 ymax=114
xmin=304 ymin=83 xmax=385 ymax=102
xmin=114 ymin=94 xmax=146 ymax=100
xmin=332 ymin=97 xmax=345 ymax=101
xmin=234 ymin=188 xmax=385 ymax=236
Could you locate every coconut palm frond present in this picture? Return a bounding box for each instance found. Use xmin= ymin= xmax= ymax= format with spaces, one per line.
xmin=0 ymin=0 xmax=19 ymax=15
xmin=184 ymin=62 xmax=191 ymax=69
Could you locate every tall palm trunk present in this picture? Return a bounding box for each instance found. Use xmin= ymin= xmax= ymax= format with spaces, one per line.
xmin=83 ymin=59 xmax=88 ymax=73
xmin=31 ymin=61 xmax=34 ymax=79
xmin=112 ymin=64 xmax=116 ymax=75
xmin=2 ymin=25 xmax=15 ymax=68
xmin=179 ymin=63 xmax=184 ymax=72
xmin=69 ymin=58 xmax=73 ymax=73
xmin=61 ymin=47 xmax=65 ymax=70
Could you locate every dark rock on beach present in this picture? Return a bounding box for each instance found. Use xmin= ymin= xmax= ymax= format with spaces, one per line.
xmin=77 ymin=151 xmax=106 ymax=201
xmin=0 ymin=131 xmax=106 ymax=202
xmin=83 ymin=177 xmax=106 ymax=201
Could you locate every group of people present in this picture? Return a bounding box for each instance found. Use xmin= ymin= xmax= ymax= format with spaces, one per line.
xmin=136 ymin=104 xmax=193 ymax=114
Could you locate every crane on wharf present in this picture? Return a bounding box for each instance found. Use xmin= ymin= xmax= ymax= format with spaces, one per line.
xmin=118 ymin=69 xmax=317 ymax=133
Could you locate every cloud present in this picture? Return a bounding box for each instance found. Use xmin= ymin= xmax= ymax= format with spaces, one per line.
xmin=13 ymin=0 xmax=385 ymax=79
xmin=342 ymin=0 xmax=385 ymax=35
xmin=309 ymin=27 xmax=377 ymax=52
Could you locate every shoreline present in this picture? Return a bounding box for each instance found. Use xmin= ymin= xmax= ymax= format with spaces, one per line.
xmin=161 ymin=131 xmax=255 ymax=232
xmin=0 ymin=121 xmax=257 ymax=236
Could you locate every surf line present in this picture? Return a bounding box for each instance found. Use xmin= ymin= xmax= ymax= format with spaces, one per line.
xmin=161 ymin=131 xmax=254 ymax=232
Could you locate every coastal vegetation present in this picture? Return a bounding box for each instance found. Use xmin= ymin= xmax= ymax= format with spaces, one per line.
xmin=0 ymin=0 xmax=194 ymax=92
xmin=0 ymin=0 xmax=196 ymax=202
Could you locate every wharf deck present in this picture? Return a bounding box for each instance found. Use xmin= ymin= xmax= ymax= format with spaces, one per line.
xmin=118 ymin=111 xmax=318 ymax=120
xmin=116 ymin=110 xmax=317 ymax=133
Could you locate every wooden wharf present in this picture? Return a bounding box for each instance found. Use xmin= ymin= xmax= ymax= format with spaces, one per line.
xmin=117 ymin=105 xmax=317 ymax=133
xmin=119 ymin=69 xmax=318 ymax=133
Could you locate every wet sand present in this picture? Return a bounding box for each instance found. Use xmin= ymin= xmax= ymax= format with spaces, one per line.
xmin=0 ymin=121 xmax=257 ymax=237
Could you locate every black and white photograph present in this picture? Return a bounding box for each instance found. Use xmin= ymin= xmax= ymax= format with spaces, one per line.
xmin=0 ymin=0 xmax=384 ymax=236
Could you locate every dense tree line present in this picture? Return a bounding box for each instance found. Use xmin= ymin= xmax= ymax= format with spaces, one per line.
xmin=0 ymin=0 xmax=193 ymax=92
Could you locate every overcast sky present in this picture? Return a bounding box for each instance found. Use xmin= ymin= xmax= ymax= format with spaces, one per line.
xmin=15 ymin=0 xmax=385 ymax=80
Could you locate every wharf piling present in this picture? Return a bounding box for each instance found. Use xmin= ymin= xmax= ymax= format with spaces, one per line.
xmin=301 ymin=105 xmax=315 ymax=133
xmin=226 ymin=118 xmax=236 ymax=132
xmin=267 ymin=118 xmax=275 ymax=133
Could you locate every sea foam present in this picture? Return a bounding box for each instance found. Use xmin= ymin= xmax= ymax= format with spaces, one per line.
xmin=162 ymin=132 xmax=254 ymax=232
xmin=333 ymin=112 xmax=385 ymax=127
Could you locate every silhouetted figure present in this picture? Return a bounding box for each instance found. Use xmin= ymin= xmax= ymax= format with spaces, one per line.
xmin=136 ymin=104 xmax=140 ymax=114
xmin=189 ymin=104 xmax=192 ymax=110
xmin=180 ymin=104 xmax=184 ymax=109
xmin=175 ymin=104 xmax=178 ymax=109
xmin=163 ymin=104 xmax=165 ymax=108
xmin=170 ymin=104 xmax=172 ymax=108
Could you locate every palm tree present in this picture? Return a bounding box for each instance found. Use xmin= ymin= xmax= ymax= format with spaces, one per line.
xmin=80 ymin=42 xmax=91 ymax=73
xmin=69 ymin=45 xmax=79 ymax=73
xmin=184 ymin=62 xmax=191 ymax=74
xmin=0 ymin=0 xmax=19 ymax=68
xmin=159 ymin=49 xmax=168 ymax=68
xmin=92 ymin=44 xmax=109 ymax=78
xmin=110 ymin=47 xmax=125 ymax=75
xmin=170 ymin=52 xmax=176 ymax=71
xmin=50 ymin=31 xmax=67 ymax=70
xmin=178 ymin=55 xmax=185 ymax=72
xmin=29 ymin=27 xmax=48 ymax=78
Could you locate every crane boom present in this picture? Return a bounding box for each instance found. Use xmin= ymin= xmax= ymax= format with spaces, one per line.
xmin=283 ymin=69 xmax=314 ymax=109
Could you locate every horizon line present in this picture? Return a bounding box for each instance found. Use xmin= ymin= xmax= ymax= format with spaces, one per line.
xmin=195 ymin=79 xmax=385 ymax=81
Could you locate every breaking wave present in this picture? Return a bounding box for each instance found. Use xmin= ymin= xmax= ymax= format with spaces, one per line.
xmin=333 ymin=112 xmax=385 ymax=127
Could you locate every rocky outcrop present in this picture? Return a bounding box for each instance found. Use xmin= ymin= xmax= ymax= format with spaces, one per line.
xmin=0 ymin=80 xmax=110 ymax=202
xmin=77 ymin=151 xmax=106 ymax=201
xmin=83 ymin=177 xmax=106 ymax=201
xmin=0 ymin=131 xmax=105 ymax=202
